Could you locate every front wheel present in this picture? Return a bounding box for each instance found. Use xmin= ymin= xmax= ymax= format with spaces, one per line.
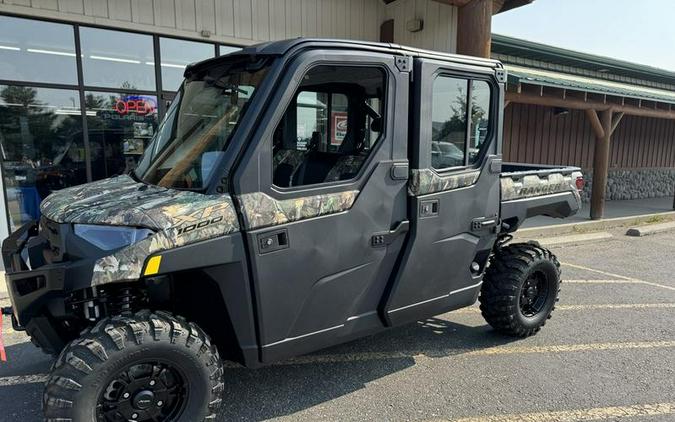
xmin=43 ymin=310 xmax=224 ymax=422
xmin=479 ymin=243 xmax=561 ymax=337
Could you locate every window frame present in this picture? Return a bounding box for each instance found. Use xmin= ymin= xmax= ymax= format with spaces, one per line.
xmin=429 ymin=70 xmax=496 ymax=173
xmin=270 ymin=62 xmax=390 ymax=191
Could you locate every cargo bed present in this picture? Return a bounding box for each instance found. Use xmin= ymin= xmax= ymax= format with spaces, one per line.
xmin=500 ymin=163 xmax=583 ymax=232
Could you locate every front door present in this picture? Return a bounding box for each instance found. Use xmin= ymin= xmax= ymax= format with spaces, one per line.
xmin=233 ymin=51 xmax=410 ymax=362
xmin=383 ymin=58 xmax=503 ymax=326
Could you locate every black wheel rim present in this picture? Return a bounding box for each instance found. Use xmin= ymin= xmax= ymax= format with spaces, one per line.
xmin=519 ymin=270 xmax=550 ymax=317
xmin=96 ymin=361 xmax=188 ymax=422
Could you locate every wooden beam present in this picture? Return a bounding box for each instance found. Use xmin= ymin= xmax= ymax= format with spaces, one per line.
xmin=590 ymin=110 xmax=613 ymax=220
xmin=610 ymin=112 xmax=624 ymax=136
xmin=585 ymin=109 xmax=605 ymax=139
xmin=456 ymin=0 xmax=492 ymax=58
xmin=505 ymin=92 xmax=675 ymax=120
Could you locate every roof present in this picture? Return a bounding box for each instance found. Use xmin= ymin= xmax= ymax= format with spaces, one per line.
xmin=506 ymin=64 xmax=675 ymax=105
xmin=187 ymin=38 xmax=503 ymax=75
xmin=492 ymin=34 xmax=675 ymax=87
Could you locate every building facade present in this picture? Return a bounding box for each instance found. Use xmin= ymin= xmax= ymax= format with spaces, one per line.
xmin=0 ymin=0 xmax=532 ymax=244
xmin=493 ymin=34 xmax=675 ymax=217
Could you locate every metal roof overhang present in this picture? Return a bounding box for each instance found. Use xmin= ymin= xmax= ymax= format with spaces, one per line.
xmin=506 ymin=64 xmax=675 ymax=105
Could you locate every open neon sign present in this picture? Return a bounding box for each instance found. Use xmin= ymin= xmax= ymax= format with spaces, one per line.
xmin=113 ymin=95 xmax=157 ymax=116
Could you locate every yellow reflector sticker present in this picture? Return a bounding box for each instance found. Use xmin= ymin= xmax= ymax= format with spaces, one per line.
xmin=144 ymin=256 xmax=162 ymax=276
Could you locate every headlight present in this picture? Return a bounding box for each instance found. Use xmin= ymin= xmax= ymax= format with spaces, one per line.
xmin=73 ymin=224 xmax=154 ymax=251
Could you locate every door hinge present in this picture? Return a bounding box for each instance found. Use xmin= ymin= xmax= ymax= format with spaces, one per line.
xmin=395 ymin=56 xmax=412 ymax=73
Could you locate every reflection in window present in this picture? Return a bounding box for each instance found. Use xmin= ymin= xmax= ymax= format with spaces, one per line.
xmin=219 ymin=45 xmax=241 ymax=56
xmin=0 ymin=86 xmax=84 ymax=230
xmin=80 ymin=27 xmax=156 ymax=90
xmin=0 ymin=15 xmax=77 ymax=84
xmin=272 ymin=66 xmax=385 ymax=188
xmin=85 ymin=91 xmax=158 ymax=180
xmin=468 ymin=80 xmax=491 ymax=165
xmin=431 ymin=76 xmax=468 ymax=169
xmin=160 ymin=38 xmax=215 ymax=92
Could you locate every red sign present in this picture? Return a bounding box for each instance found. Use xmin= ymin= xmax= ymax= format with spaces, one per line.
xmin=331 ymin=112 xmax=348 ymax=146
xmin=113 ymin=95 xmax=157 ymax=116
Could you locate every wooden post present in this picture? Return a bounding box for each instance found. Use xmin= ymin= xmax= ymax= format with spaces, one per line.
xmin=456 ymin=0 xmax=492 ymax=58
xmin=590 ymin=109 xmax=613 ymax=220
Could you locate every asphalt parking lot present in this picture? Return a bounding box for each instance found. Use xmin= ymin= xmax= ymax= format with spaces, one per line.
xmin=1 ymin=229 xmax=674 ymax=421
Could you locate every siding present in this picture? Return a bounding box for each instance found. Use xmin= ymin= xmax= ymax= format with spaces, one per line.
xmin=383 ymin=0 xmax=457 ymax=52
xmin=503 ymin=103 xmax=675 ymax=170
xmin=0 ymin=0 xmax=389 ymax=46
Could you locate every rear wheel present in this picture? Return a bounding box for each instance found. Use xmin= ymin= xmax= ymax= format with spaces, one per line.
xmin=43 ymin=310 xmax=224 ymax=422
xmin=479 ymin=243 xmax=561 ymax=337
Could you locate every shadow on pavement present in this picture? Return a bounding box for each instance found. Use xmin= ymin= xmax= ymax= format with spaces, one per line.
xmin=0 ymin=318 xmax=520 ymax=421
xmin=0 ymin=341 xmax=52 ymax=377
xmin=218 ymin=318 xmax=519 ymax=421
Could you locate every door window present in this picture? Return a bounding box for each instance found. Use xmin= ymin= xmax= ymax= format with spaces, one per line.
xmin=272 ymin=65 xmax=386 ymax=188
xmin=431 ymin=76 xmax=491 ymax=170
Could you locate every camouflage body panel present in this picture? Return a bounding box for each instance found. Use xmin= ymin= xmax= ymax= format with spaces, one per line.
xmin=408 ymin=169 xmax=481 ymax=196
xmin=40 ymin=175 xmax=239 ymax=285
xmin=501 ymin=171 xmax=583 ymax=202
xmin=238 ymin=190 xmax=358 ymax=230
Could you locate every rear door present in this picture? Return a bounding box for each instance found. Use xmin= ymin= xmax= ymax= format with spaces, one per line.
xmin=232 ymin=49 xmax=410 ymax=362
xmin=382 ymin=57 xmax=504 ymax=326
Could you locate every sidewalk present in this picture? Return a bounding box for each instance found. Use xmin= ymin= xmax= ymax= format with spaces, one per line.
xmin=0 ymin=271 xmax=6 ymax=300
xmin=522 ymin=197 xmax=675 ymax=228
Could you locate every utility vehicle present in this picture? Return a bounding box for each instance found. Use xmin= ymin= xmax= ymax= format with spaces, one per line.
xmin=1 ymin=38 xmax=583 ymax=421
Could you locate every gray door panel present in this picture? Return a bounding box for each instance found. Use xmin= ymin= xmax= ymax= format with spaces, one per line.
xmin=232 ymin=50 xmax=410 ymax=363
xmin=382 ymin=58 xmax=503 ymax=326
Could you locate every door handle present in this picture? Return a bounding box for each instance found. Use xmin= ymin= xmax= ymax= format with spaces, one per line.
xmin=257 ymin=229 xmax=289 ymax=254
xmin=371 ymin=220 xmax=410 ymax=247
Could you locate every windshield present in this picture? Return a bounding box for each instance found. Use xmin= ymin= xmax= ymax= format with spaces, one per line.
xmin=135 ymin=58 xmax=270 ymax=189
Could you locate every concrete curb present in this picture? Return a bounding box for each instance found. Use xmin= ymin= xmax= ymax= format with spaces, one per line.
xmin=626 ymin=221 xmax=675 ymax=237
xmin=519 ymin=231 xmax=614 ymax=248
xmin=519 ymin=211 xmax=675 ymax=238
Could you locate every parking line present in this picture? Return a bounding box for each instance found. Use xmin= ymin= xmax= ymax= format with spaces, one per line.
xmin=564 ymin=279 xmax=639 ymax=284
xmin=0 ymin=374 xmax=47 ymax=387
xmin=2 ymin=340 xmax=675 ymax=381
xmin=448 ymin=401 xmax=675 ymax=422
xmin=451 ymin=303 xmax=675 ymax=314
xmin=255 ymin=340 xmax=675 ymax=367
xmin=562 ymin=262 xmax=675 ymax=291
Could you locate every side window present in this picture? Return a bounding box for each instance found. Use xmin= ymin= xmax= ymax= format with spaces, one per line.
xmin=272 ymin=65 xmax=386 ymax=188
xmin=431 ymin=76 xmax=492 ymax=170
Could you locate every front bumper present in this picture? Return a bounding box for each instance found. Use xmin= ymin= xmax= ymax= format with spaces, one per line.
xmin=2 ymin=221 xmax=92 ymax=329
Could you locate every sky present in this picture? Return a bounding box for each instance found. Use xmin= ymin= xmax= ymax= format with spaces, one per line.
xmin=492 ymin=0 xmax=675 ymax=72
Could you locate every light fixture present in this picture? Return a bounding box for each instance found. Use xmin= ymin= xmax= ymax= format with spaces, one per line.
xmin=160 ymin=63 xmax=187 ymax=69
xmin=0 ymin=45 xmax=20 ymax=51
xmin=26 ymin=48 xmax=76 ymax=57
xmin=553 ymin=107 xmax=569 ymax=116
xmin=90 ymin=55 xmax=141 ymax=64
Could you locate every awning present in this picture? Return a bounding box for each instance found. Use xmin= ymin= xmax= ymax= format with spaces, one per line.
xmin=506 ymin=64 xmax=675 ymax=105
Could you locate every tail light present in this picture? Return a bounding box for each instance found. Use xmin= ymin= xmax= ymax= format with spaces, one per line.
xmin=575 ymin=176 xmax=585 ymax=191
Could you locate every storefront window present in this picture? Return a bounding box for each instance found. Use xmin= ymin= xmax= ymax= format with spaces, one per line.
xmin=0 ymin=15 xmax=77 ymax=85
xmin=85 ymin=91 xmax=158 ymax=180
xmin=219 ymin=45 xmax=241 ymax=56
xmin=160 ymin=38 xmax=215 ymax=91
xmin=80 ymin=27 xmax=156 ymax=90
xmin=0 ymin=86 xmax=84 ymax=230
